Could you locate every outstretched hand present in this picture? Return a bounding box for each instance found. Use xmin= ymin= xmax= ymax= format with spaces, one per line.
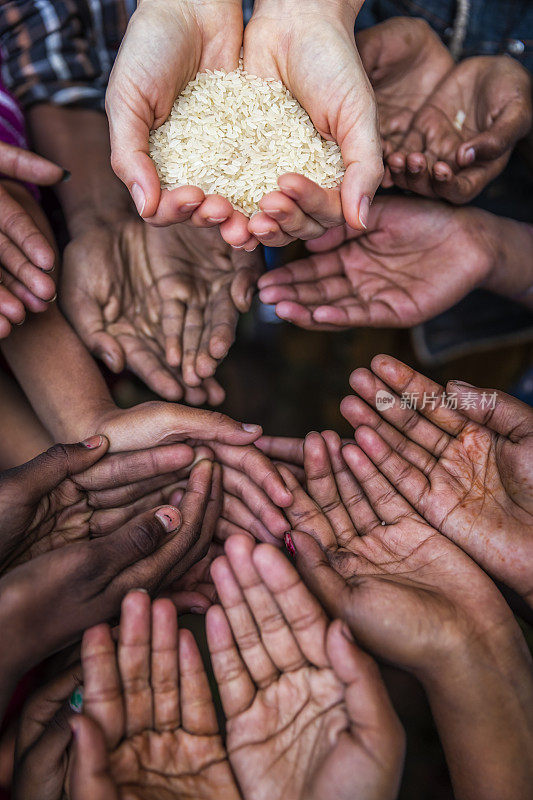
xmin=62 ymin=218 xmax=261 ymax=403
xmin=342 ymin=354 xmax=533 ymax=606
xmin=207 ymin=533 xmax=404 ymax=800
xmin=242 ymin=0 xmax=382 ymax=247
xmin=258 ymin=196 xmax=496 ymax=329
xmin=106 ymin=0 xmax=257 ymax=248
xmin=386 ymin=55 xmax=532 ymax=203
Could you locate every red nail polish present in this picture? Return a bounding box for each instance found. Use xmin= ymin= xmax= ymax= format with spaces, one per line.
xmin=284 ymin=532 xmax=296 ymax=558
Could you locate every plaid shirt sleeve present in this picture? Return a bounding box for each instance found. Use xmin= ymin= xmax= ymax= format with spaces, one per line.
xmin=0 ymin=0 xmax=135 ymax=110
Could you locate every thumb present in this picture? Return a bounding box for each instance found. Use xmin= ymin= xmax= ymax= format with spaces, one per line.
xmin=13 ymin=438 xmax=109 ymax=501
xmin=457 ymin=102 xmax=532 ymax=166
xmin=291 ymin=530 xmax=348 ymax=617
xmin=0 ymin=141 xmax=65 ymax=185
xmin=69 ymin=716 xmax=118 ymax=800
xmin=337 ymin=74 xmax=384 ymax=231
xmin=446 ymin=381 xmax=533 ymax=438
xmin=106 ymin=91 xmax=162 ymax=220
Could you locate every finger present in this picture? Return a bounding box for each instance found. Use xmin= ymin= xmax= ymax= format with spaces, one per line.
xmin=341 ymin=443 xmax=415 ymax=524
xmin=326 ymin=620 xmax=404 ymax=755
xmin=0 ymin=186 xmax=56 ymax=272
xmin=118 ymin=589 xmax=153 ymax=737
xmin=0 ymin=269 xmax=49 ymax=314
xmin=206 ymin=441 xmax=292 ymax=507
xmin=276 ymin=174 xmax=344 ymax=229
xmin=16 ymin=667 xmax=80 ymax=757
xmin=225 ymin=534 xmax=306 ymax=671
xmin=252 ymin=542 xmax=330 ymax=668
xmin=7 ymin=437 xmax=110 ymax=504
xmin=370 ymin=355 xmax=468 ymax=437
xmin=162 ymin=298 xmax=185 ymax=368
xmin=303 ymin=432 xmax=359 ymax=546
xmin=320 ymin=430 xmax=379 ymax=537
xmin=258 ymin=250 xmax=341 ymax=291
xmin=81 ymin=624 xmax=123 ymax=749
xmin=201 ymin=376 xmax=226 ymax=407
xmin=151 ymin=598 xmax=180 ymax=732
xmin=216 ymin=515 xmax=256 ymax=543
xmin=261 ymin=272 xmax=352 ymax=307
xmin=76 ymin=443 xmax=194 ymax=492
xmin=353 ymin=426 xmax=430 ymax=511
xmin=173 ymin=459 xmax=214 ymax=555
xmin=290 ymin=530 xmax=350 ymax=621
xmin=198 ymin=290 xmax=237 ymax=377
xmin=247 ymin=212 xmax=293 ymax=248
xmin=63 ymin=288 xmax=125 ymax=375
xmin=211 ymin=552 xmax=279 ymax=685
xmin=276 ymin=464 xmax=337 ymax=549
xmin=0 ymin=142 xmax=65 ymax=185
xmin=221 ymin=463 xmax=290 ymax=538
xmin=90 ymin=478 xmax=187 ymax=535
xmin=255 ymin=436 xmax=304 ymax=466
xmin=348 ymin=364 xmax=455 ymax=456
xmin=219 ymin=210 xmax=257 ymax=249
xmin=273 ymin=299 xmax=340 ymax=331
xmin=69 ymin=715 xmax=119 ymax=800
xmin=339 ymin=394 xmax=437 ymax=476
xmin=258 ymin=192 xmax=326 ymax=241
xmin=457 ymin=97 xmax=532 ymax=165
xmin=221 ymin=491 xmax=281 ymax=545
xmin=206 ymin=604 xmax=255 ymax=717
xmin=178 ymin=628 xmax=219 ymax=735
xmin=119 ymin=334 xmax=186 ymax=401
xmin=447 ymin=381 xmax=533 ymax=440
xmin=189 ymin=194 xmax=233 ymax=228
xmin=182 ymin=303 xmax=207 ymax=387
xmin=0 ymin=280 xmax=25 ymax=324
xmin=0 ymin=233 xmax=56 ymax=297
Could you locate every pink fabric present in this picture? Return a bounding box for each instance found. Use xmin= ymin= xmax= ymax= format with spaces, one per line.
xmin=0 ymin=71 xmax=39 ymax=199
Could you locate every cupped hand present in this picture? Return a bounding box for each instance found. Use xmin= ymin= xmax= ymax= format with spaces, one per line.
xmin=70 ymin=590 xmax=241 ymax=800
xmin=61 ymin=216 xmax=258 ymax=403
xmin=242 ymin=0 xmax=382 ymax=247
xmin=342 ymin=355 xmax=533 ymax=606
xmin=0 ymin=436 xmax=198 ymax=572
xmin=206 ymin=534 xmax=404 ymax=800
xmin=356 ymin=17 xmax=454 ymax=184
xmin=106 ymin=0 xmax=256 ymax=247
xmin=387 ymin=55 xmax=532 ymax=203
xmin=91 ymin=402 xmax=294 ymax=537
xmin=280 ymin=431 xmax=520 ymax=675
xmin=258 ymin=196 xmax=495 ymax=329
xmin=0 ymin=175 xmax=59 ymax=336
xmin=0 ymin=459 xmax=219 ymax=693
xmin=13 ymin=665 xmax=81 ymax=800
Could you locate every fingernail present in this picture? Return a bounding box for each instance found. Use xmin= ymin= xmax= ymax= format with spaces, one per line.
xmin=464 ymin=147 xmax=475 ymax=164
xmin=81 ymin=434 xmax=104 ymax=449
xmin=242 ymin=423 xmax=262 ymax=434
xmin=155 ymin=506 xmax=181 ymax=532
xmin=190 ymin=606 xmax=206 ymax=614
xmin=40 ymin=263 xmax=55 ymax=273
xmin=131 ymin=587 xmax=149 ymax=594
xmin=245 ymin=288 xmax=254 ymax=306
xmin=47 ymin=292 xmax=57 ymax=304
xmin=69 ymin=686 xmax=83 ymax=713
xmin=409 ymin=164 xmax=422 ymax=174
xmin=61 ymin=169 xmax=71 ymax=183
xmin=15 ymin=319 xmax=25 ymax=326
xmin=450 ymin=380 xmax=474 ymax=388
xmin=206 ymin=217 xmax=226 ymax=223
xmin=284 ymin=532 xmax=296 ymax=558
xmin=102 ymin=352 xmax=116 ymax=370
xmin=131 ymin=182 xmax=146 ymax=216
xmin=179 ymin=202 xmax=200 ymax=212
xmin=358 ymin=195 xmax=370 ymax=229
xmin=341 ymin=622 xmax=354 ymax=642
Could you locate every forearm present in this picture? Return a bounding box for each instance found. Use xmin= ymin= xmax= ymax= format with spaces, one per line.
xmin=481 ymin=213 xmax=533 ymax=308
xmin=27 ymin=105 xmax=133 ymax=236
xmin=1 ymin=305 xmax=115 ymax=442
xmin=251 ymin=0 xmax=362 ymax=23
xmin=421 ymin=626 xmax=533 ymax=800
xmin=0 ymin=370 xmax=52 ymax=469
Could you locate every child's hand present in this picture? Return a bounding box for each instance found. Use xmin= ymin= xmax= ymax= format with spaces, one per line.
xmin=0 ymin=143 xmax=64 ymax=333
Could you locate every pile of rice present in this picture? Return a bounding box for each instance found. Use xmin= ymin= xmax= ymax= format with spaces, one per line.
xmin=149 ymin=65 xmax=345 ymax=217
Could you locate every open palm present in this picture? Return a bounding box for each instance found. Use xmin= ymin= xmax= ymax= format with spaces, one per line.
xmin=258 ymin=196 xmax=493 ymax=329
xmin=342 ymin=355 xmax=533 ymax=605
xmin=207 ymin=534 xmax=404 ymax=800
xmin=75 ymin=591 xmax=240 ymax=800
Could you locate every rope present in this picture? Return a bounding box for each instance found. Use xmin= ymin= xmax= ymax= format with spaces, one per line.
xmin=449 ymin=0 xmax=471 ymax=60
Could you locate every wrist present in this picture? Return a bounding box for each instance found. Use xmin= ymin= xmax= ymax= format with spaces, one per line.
xmin=482 ymin=216 xmax=533 ymax=306
xmin=252 ymin=0 xmax=359 ymax=24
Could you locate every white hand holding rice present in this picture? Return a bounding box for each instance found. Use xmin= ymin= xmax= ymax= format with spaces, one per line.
xmin=149 ymin=64 xmax=345 ymax=217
